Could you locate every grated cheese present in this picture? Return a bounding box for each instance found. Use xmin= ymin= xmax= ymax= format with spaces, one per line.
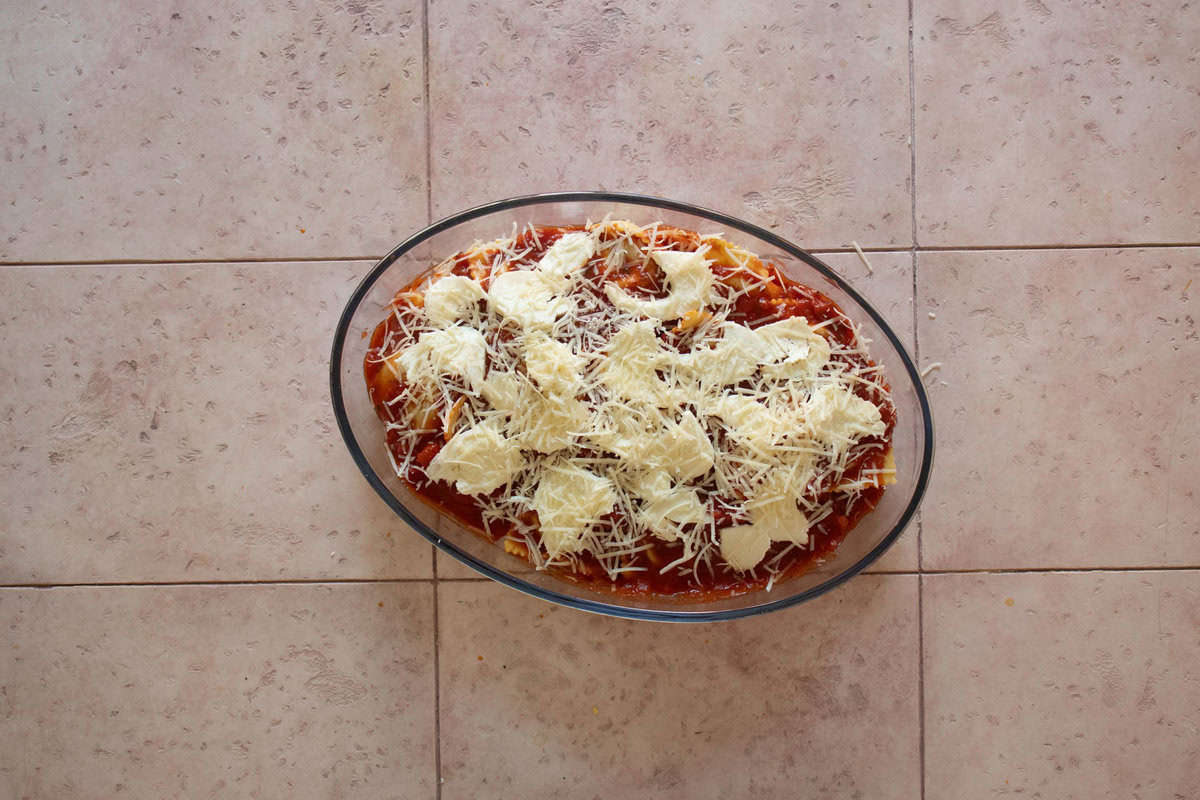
xmin=371 ymin=222 xmax=895 ymax=580
xmin=523 ymin=332 xmax=585 ymax=397
xmin=629 ymin=469 xmax=706 ymax=542
xmin=594 ymin=320 xmax=676 ymax=405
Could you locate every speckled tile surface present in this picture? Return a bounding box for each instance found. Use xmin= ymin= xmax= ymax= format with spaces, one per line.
xmin=918 ymin=248 xmax=1200 ymax=570
xmin=0 ymin=262 xmax=433 ymax=582
xmin=428 ymin=0 xmax=913 ymax=249
xmin=4 ymin=0 xmax=1200 ymax=796
xmin=0 ymin=1 xmax=427 ymax=261
xmin=438 ymin=578 xmax=920 ymax=800
xmin=915 ymin=0 xmax=1200 ymax=246
xmin=924 ymin=572 xmax=1200 ymax=799
xmin=0 ymin=583 xmax=436 ymax=798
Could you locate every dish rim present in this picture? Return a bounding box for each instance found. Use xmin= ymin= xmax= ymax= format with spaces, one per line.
xmin=330 ymin=191 xmax=934 ymax=622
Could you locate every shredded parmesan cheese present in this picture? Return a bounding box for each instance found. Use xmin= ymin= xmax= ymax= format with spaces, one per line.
xmin=367 ymin=221 xmax=896 ymax=584
xmin=851 ymin=240 xmax=873 ymax=276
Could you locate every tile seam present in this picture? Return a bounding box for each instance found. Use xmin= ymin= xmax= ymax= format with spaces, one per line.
xmin=5 ymin=241 xmax=1200 ymax=268
xmin=423 ymin=0 xmax=433 ymax=231
xmin=909 ymin=3 xmax=927 ymax=795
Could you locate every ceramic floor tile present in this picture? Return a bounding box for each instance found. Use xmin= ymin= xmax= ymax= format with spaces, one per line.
xmin=820 ymin=250 xmax=916 ymax=352
xmin=438 ymin=577 xmax=920 ymax=800
xmin=918 ymin=248 xmax=1200 ymax=570
xmin=915 ymin=0 xmax=1200 ymax=246
xmin=428 ymin=0 xmax=912 ymax=249
xmin=924 ymin=571 xmax=1200 ymax=799
xmin=0 ymin=263 xmax=433 ymax=583
xmin=0 ymin=2 xmax=426 ymax=261
xmin=865 ymin=523 xmax=917 ymax=573
xmin=436 ymin=549 xmax=499 ymax=580
xmin=0 ymin=583 xmax=436 ymax=799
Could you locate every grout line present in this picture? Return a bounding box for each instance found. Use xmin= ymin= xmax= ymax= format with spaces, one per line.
xmin=908 ymin=0 xmax=924 ymax=599
xmin=918 ymin=573 xmax=926 ymax=800
xmin=913 ymin=241 xmax=1200 ymax=252
xmin=432 ymin=581 xmax=443 ymax=800
xmin=908 ymin=2 xmax=927 ymax=789
xmin=921 ymin=565 xmax=1200 ymax=575
xmin=0 ymin=578 xmax=439 ymax=589
xmin=4 ymin=242 xmax=1199 ymax=269
xmin=0 ymin=256 xmax=382 ymax=267
xmin=913 ymin=251 xmax=922 ymax=577
xmin=6 ymin=565 xmax=1200 ymax=591
xmin=0 ymin=247 xmax=908 ymax=267
xmin=908 ymin=0 xmax=919 ymax=252
xmin=911 ymin=253 xmax=922 ymax=571
xmin=422 ymin=0 xmax=433 ymax=231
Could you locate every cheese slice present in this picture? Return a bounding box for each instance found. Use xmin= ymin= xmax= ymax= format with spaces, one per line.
xmin=480 ymin=371 xmax=524 ymax=417
xmin=487 ymin=269 xmax=573 ymax=332
xmin=678 ymin=321 xmax=768 ymax=386
xmin=536 ymin=231 xmax=595 ymax=280
xmin=426 ymin=418 xmax=524 ymax=494
xmin=706 ymin=395 xmax=777 ymax=452
xmin=746 ymin=483 xmax=810 ymax=545
xmin=486 ymin=232 xmax=593 ymax=331
xmin=604 ymin=247 xmax=716 ymax=321
xmin=803 ymin=383 xmax=886 ymax=444
xmin=584 ymin=401 xmax=652 ymax=462
xmin=754 ymin=317 xmax=832 ymax=379
xmin=593 ymin=320 xmax=675 ymax=406
xmin=523 ymin=332 xmax=585 ymax=397
xmin=531 ymin=461 xmax=616 ymax=557
xmin=653 ymin=410 xmax=714 ymax=482
xmin=424 ymin=275 xmax=485 ymax=327
xmin=718 ymin=475 xmax=811 ymax=570
xmin=629 ymin=469 xmax=705 ymax=542
xmin=514 ymin=394 xmax=589 ymax=454
xmin=720 ymin=524 xmax=771 ymax=571
xmin=482 ymin=368 xmax=587 ymax=454
xmin=388 ymin=325 xmax=486 ymax=390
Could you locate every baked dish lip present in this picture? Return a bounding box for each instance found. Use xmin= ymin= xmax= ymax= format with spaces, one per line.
xmin=331 ymin=191 xmax=934 ymax=622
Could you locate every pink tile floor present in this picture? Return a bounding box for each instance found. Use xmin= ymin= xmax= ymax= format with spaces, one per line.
xmin=1 ymin=1 xmax=1197 ymax=797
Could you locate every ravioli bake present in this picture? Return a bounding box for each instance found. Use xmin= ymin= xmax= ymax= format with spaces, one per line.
xmin=364 ymin=220 xmax=896 ymax=599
